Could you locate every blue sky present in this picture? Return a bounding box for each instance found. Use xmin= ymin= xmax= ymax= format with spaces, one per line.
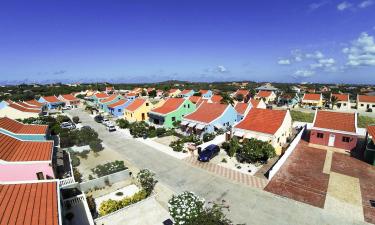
xmin=0 ymin=0 xmax=374 ymax=84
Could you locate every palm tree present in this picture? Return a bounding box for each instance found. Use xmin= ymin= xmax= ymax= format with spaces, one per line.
xmin=220 ymin=92 xmax=234 ymax=106
xmin=330 ymin=96 xmax=338 ymax=109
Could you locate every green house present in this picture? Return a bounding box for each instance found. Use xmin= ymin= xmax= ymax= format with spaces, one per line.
xmin=148 ymin=98 xmax=196 ymax=128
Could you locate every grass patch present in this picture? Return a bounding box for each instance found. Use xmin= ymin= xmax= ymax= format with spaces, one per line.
xmin=358 ymin=115 xmax=375 ymax=128
xmin=290 ymin=110 xmax=314 ymax=123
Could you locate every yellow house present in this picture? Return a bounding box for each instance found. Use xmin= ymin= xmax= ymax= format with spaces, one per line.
xmin=168 ymin=89 xmax=181 ymax=97
xmin=124 ymin=98 xmax=153 ymax=122
xmin=152 ymin=98 xmax=166 ymax=108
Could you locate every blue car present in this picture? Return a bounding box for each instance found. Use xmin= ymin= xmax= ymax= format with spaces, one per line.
xmin=198 ymin=144 xmax=220 ymax=162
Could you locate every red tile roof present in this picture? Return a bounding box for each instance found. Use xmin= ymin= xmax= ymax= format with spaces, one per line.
xmin=127 ymin=92 xmax=137 ymax=97
xmin=184 ymin=103 xmax=228 ymax=123
xmin=235 ymin=89 xmax=249 ymax=97
xmin=8 ymin=103 xmax=41 ymax=113
xmin=100 ymin=95 xmax=118 ymax=103
xmin=25 ymin=99 xmax=44 ymax=107
xmin=189 ymin=96 xmax=202 ymax=104
xmin=42 ymin=96 xmax=61 ymax=103
xmin=15 ymin=102 xmax=41 ymax=109
xmin=0 ymin=133 xmax=53 ymax=161
xmin=332 ymin=93 xmax=349 ymax=102
xmin=210 ymin=95 xmax=223 ymax=103
xmin=168 ymin=89 xmax=179 ymax=94
xmin=256 ymin=90 xmax=273 ymax=98
xmin=60 ymin=94 xmax=79 ymax=101
xmin=313 ymin=111 xmax=356 ymax=133
xmin=180 ymin=89 xmax=193 ymax=95
xmin=151 ymin=98 xmax=185 ymax=115
xmin=368 ymin=126 xmax=375 ymax=138
xmin=107 ymin=99 xmax=128 ymax=108
xmin=235 ymin=108 xmax=288 ymax=135
xmin=235 ymin=103 xmax=250 ymax=115
xmin=303 ymin=93 xmax=321 ymax=101
xmin=250 ymin=99 xmax=260 ymax=108
xmin=199 ymin=90 xmax=209 ymax=95
xmin=126 ymin=99 xmax=147 ymax=112
xmin=0 ymin=117 xmax=48 ymax=134
xmin=0 ymin=181 xmax=59 ymax=225
xmin=358 ymin=95 xmax=375 ymax=103
xmin=95 ymin=92 xmax=109 ymax=99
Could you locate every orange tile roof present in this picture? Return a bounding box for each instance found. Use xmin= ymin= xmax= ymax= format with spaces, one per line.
xmin=107 ymin=99 xmax=128 ymax=108
xmin=100 ymin=94 xmax=118 ymax=103
xmin=256 ymin=90 xmax=272 ymax=98
xmin=235 ymin=108 xmax=287 ymax=135
xmin=0 ymin=117 xmax=48 ymax=134
xmin=358 ymin=95 xmax=375 ymax=103
xmin=184 ymin=103 xmax=228 ymax=123
xmin=196 ymin=99 xmax=208 ymax=107
xmin=8 ymin=103 xmax=41 ymax=113
xmin=235 ymin=89 xmax=249 ymax=96
xmin=0 ymin=181 xmax=59 ymax=225
xmin=168 ymin=89 xmax=179 ymax=94
xmin=313 ymin=111 xmax=356 ymax=133
xmin=332 ymin=93 xmax=349 ymax=102
xmin=151 ymin=98 xmax=185 ymax=115
xmin=25 ymin=99 xmax=44 ymax=107
xmin=367 ymin=126 xmax=375 ymax=138
xmin=42 ymin=96 xmax=60 ymax=103
xmin=95 ymin=92 xmax=109 ymax=99
xmin=303 ymin=93 xmax=321 ymax=101
xmin=180 ymin=89 xmax=193 ymax=95
xmin=210 ymin=95 xmax=223 ymax=103
xmin=189 ymin=96 xmax=202 ymax=104
xmin=0 ymin=133 xmax=53 ymax=161
xmin=60 ymin=94 xmax=79 ymax=101
xmin=199 ymin=90 xmax=209 ymax=95
xmin=250 ymin=99 xmax=260 ymax=108
xmin=126 ymin=99 xmax=146 ymax=112
xmin=235 ymin=103 xmax=249 ymax=115
xmin=127 ymin=92 xmax=137 ymax=97
xmin=15 ymin=102 xmax=41 ymax=109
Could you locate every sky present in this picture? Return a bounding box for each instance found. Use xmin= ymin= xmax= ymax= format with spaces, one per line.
xmin=0 ymin=0 xmax=374 ymax=84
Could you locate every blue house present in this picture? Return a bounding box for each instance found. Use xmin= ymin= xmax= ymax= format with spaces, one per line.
xmin=179 ymin=89 xmax=195 ymax=98
xmin=108 ymin=99 xmax=133 ymax=117
xmin=181 ymin=102 xmax=237 ymax=137
xmin=199 ymin=90 xmax=213 ymax=99
xmin=234 ymin=102 xmax=253 ymax=122
xmin=278 ymin=93 xmax=300 ymax=107
xmin=38 ymin=96 xmax=64 ymax=109
xmin=0 ymin=117 xmax=48 ymax=141
xmin=99 ymin=95 xmax=125 ymax=113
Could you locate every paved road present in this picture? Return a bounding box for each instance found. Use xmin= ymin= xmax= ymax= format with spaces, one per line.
xmin=68 ymin=109 xmax=369 ymax=225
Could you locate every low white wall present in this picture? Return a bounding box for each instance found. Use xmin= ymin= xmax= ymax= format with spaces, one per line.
xmin=268 ymin=126 xmax=306 ymax=180
xmin=197 ymin=134 xmax=226 ymax=149
xmin=80 ymin=169 xmax=131 ymax=192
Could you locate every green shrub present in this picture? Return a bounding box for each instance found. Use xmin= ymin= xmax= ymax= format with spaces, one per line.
xmin=70 ymin=153 xmax=81 ymax=167
xmin=137 ymin=169 xmax=158 ymax=195
xmin=236 ymin=138 xmax=275 ymax=163
xmin=91 ymin=161 xmax=127 ymax=177
xmin=89 ymin=139 xmax=104 ymax=153
xmin=73 ymin=168 xmax=82 ymax=183
xmin=170 ymin=140 xmax=184 ymax=152
xmin=156 ymin=128 xmax=167 ymax=137
xmin=129 ymin=122 xmax=148 ymax=138
xmin=203 ymin=133 xmax=215 ymax=142
xmin=72 ymin=116 xmax=80 ymax=124
xmin=99 ymin=190 xmax=148 ymax=216
xmin=116 ymin=118 xmax=130 ymax=129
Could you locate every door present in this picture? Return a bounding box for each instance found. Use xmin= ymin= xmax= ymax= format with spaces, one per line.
xmin=141 ymin=113 xmax=145 ymax=121
xmin=328 ymin=134 xmax=335 ymax=146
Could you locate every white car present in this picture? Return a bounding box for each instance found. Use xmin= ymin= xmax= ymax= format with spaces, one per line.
xmin=62 ymin=105 xmax=72 ymax=110
xmin=60 ymin=122 xmax=76 ymax=129
xmin=107 ymin=124 xmax=116 ymax=132
xmin=102 ymin=118 xmax=110 ymax=126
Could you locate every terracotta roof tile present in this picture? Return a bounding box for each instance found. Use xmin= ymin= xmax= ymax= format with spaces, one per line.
xmin=180 ymin=89 xmax=193 ymax=95
xmin=0 ymin=133 xmax=53 ymax=161
xmin=184 ymin=103 xmax=228 ymax=123
xmin=168 ymin=89 xmax=179 ymax=94
xmin=24 ymin=99 xmax=44 ymax=107
xmin=127 ymin=93 xmax=137 ymax=97
xmin=313 ymin=110 xmax=356 ymax=133
xmin=210 ymin=95 xmax=223 ymax=103
xmin=95 ymin=92 xmax=109 ymax=99
xmin=60 ymin=94 xmax=79 ymax=101
xmin=332 ymin=93 xmax=349 ymax=102
xmin=15 ymin=102 xmax=41 ymax=109
xmin=42 ymin=96 xmax=60 ymax=103
xmin=125 ymin=99 xmax=146 ymax=112
xmin=107 ymin=99 xmax=128 ymax=108
xmin=0 ymin=181 xmax=59 ymax=225
xmin=235 ymin=108 xmax=287 ymax=135
xmin=256 ymin=91 xmax=272 ymax=98
xmin=100 ymin=94 xmax=118 ymax=103
xmin=189 ymin=96 xmax=202 ymax=104
xmin=8 ymin=104 xmax=41 ymax=113
xmin=358 ymin=95 xmax=375 ymax=103
xmin=151 ymin=98 xmax=185 ymax=115
xmin=250 ymin=99 xmax=260 ymax=108
xmin=235 ymin=103 xmax=249 ymax=115
xmin=368 ymin=126 xmax=375 ymax=138
xmin=303 ymin=93 xmax=321 ymax=101
xmin=235 ymin=89 xmax=249 ymax=96
xmin=199 ymin=90 xmax=209 ymax=95
xmin=0 ymin=117 xmax=48 ymax=134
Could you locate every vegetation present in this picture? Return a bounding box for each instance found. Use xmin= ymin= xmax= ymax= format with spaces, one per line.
xmin=136 ymin=169 xmax=158 ymax=196
xmin=330 ymin=96 xmax=338 ymax=109
xmin=72 ymin=116 xmax=80 ymax=124
xmin=60 ymin=126 xmax=103 ymax=148
xmin=168 ymin=191 xmax=205 ymax=225
xmin=116 ymin=118 xmax=130 ymax=129
xmin=219 ymin=92 xmax=234 ymax=105
xmin=290 ymin=110 xmax=314 ymax=123
xmin=91 ymin=160 xmax=127 ymax=178
xmin=358 ymin=115 xmax=375 ymax=128
xmin=222 ymin=137 xmax=240 ymax=157
xmin=86 ymin=195 xmax=98 ymax=218
xmin=237 ymin=138 xmax=276 ymax=163
xmin=70 ymin=153 xmax=81 ymax=167
xmin=203 ymin=133 xmax=216 ymax=142
xmin=98 ymin=190 xmax=148 ymax=216
xmin=89 ymin=139 xmax=104 ymax=153
xmin=73 ymin=168 xmax=82 ymax=183
xmin=170 ymin=139 xmax=184 ymax=152
xmin=189 ymin=201 xmax=233 ymax=225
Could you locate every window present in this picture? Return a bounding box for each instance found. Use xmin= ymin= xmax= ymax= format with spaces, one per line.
xmin=146 ymin=103 xmax=149 ymax=106
xmin=343 ymin=103 xmax=346 ymax=106
xmin=172 ymin=117 xmax=176 ymax=121
xmin=373 ymin=105 xmax=375 ymax=107
xmin=342 ymin=136 xmax=350 ymax=142
xmin=184 ymin=104 xmax=186 ymax=108
xmin=188 ymin=104 xmax=190 ymax=108
xmin=361 ymin=104 xmax=364 ymax=107
xmin=317 ymin=133 xmax=324 ymax=138
xmin=118 ymin=109 xmax=121 ymax=112
xmin=36 ymin=172 xmax=44 ymax=180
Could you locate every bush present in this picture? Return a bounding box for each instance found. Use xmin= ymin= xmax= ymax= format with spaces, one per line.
xmin=137 ymin=169 xmax=158 ymax=195
xmin=70 ymin=153 xmax=81 ymax=167
xmin=77 ymin=150 xmax=90 ymax=159
xmin=170 ymin=140 xmax=184 ymax=152
xmin=358 ymin=115 xmax=375 ymax=128
xmin=168 ymin=191 xmax=205 ymax=225
xmin=75 ymin=126 xmax=99 ymax=146
xmin=227 ymin=137 xmax=240 ymax=157
xmin=59 ymin=130 xmax=76 ymax=148
xmin=73 ymin=168 xmax=82 ymax=183
xmin=116 ymin=118 xmax=130 ymax=129
xmin=56 ymin=115 xmax=71 ymax=124
xmin=91 ymin=161 xmax=127 ymax=177
xmin=203 ymin=133 xmax=215 ymax=142
xmin=86 ymin=195 xmax=97 ymax=217
xmin=236 ymin=138 xmax=275 ymax=163
xmin=89 ymin=139 xmax=104 ymax=153
xmin=156 ymin=128 xmax=167 ymax=137
xmin=129 ymin=122 xmax=148 ymax=138
xmin=72 ymin=116 xmax=80 ymax=124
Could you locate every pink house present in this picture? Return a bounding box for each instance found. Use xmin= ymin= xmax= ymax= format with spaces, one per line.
xmin=309 ymin=110 xmax=358 ymax=151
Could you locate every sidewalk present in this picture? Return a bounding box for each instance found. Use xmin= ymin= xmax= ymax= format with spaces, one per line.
xmin=137 ymin=137 xmax=190 ymax=160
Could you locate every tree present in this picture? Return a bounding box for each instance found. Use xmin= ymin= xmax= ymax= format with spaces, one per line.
xmin=116 ymin=118 xmax=130 ymax=129
xmin=129 ymin=122 xmax=148 ymax=138
xmin=189 ymin=201 xmax=233 ymax=225
xmin=193 ymin=92 xmax=202 ymax=96
xmin=73 ymin=168 xmax=82 ymax=183
xmin=72 ymin=116 xmax=80 ymax=124
xmin=89 ymin=139 xmax=104 ymax=153
xmin=237 ymin=138 xmax=275 ymax=163
xmin=136 ymin=169 xmax=158 ymax=196
xmin=148 ymin=90 xmax=157 ymax=98
xmin=220 ymin=92 xmax=234 ymax=106
xmin=203 ymin=133 xmax=215 ymax=142
xmin=168 ymin=192 xmax=205 ymax=225
xmin=330 ymin=95 xmax=338 ymax=109
xmin=235 ymin=93 xmax=244 ymax=102
xmin=227 ymin=137 xmax=240 ymax=157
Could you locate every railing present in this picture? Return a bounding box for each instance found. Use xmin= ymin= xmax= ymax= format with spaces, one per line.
xmin=59 ymin=177 xmax=75 ymax=187
xmin=63 ymin=194 xmax=95 ymax=225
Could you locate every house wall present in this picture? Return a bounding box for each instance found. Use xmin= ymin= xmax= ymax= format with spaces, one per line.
xmin=202 ymin=90 xmax=213 ymax=99
xmin=0 ymin=107 xmax=39 ymax=119
xmin=100 ymin=96 xmax=125 ymax=112
xmin=256 ymin=100 xmax=267 ymax=109
xmin=162 ymin=100 xmax=196 ymax=128
xmin=301 ymin=99 xmax=323 ymax=107
xmin=271 ymin=111 xmax=293 ymax=155
xmin=124 ymin=101 xmax=153 ymax=122
xmin=309 ymin=129 xmax=358 ymax=151
xmin=335 ymin=100 xmax=351 ymax=110
xmin=0 ymin=162 xmax=54 ymax=182
xmin=357 ymin=101 xmax=375 ymax=111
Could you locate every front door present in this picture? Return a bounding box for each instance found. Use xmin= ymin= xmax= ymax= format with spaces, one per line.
xmin=141 ymin=113 xmax=145 ymax=121
xmin=328 ymin=134 xmax=335 ymax=146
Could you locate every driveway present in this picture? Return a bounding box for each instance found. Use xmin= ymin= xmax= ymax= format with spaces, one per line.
xmin=67 ymin=109 xmax=370 ymax=225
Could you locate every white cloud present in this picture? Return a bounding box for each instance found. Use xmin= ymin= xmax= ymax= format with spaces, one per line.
xmin=305 ymin=51 xmax=324 ymax=59
xmin=337 ymin=1 xmax=352 ymax=10
xmin=309 ymin=1 xmax=328 ymax=10
xmin=343 ymin=32 xmax=375 ymax=66
xmin=277 ymin=59 xmax=291 ymax=65
xmin=217 ymin=65 xmax=227 ymax=73
xmin=291 ymin=49 xmax=303 ymax=62
xmin=294 ymin=70 xmax=315 ymax=78
xmin=359 ymin=0 xmax=374 ymax=8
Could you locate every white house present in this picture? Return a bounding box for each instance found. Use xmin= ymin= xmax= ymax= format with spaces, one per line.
xmin=331 ymin=93 xmax=350 ymax=110
xmin=357 ymin=95 xmax=375 ymax=112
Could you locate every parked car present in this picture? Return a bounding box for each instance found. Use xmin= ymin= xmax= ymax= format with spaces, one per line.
xmin=107 ymin=124 xmax=116 ymax=132
xmin=60 ymin=122 xmax=76 ymax=129
xmin=94 ymin=115 xmax=103 ymax=123
xmin=102 ymin=118 xmax=110 ymax=126
xmin=198 ymin=144 xmax=220 ymax=162
xmin=62 ymin=105 xmax=72 ymax=110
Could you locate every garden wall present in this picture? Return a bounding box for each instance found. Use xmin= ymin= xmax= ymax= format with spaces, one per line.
xmin=80 ymin=169 xmax=131 ymax=192
xmin=268 ymin=125 xmax=306 ymax=180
